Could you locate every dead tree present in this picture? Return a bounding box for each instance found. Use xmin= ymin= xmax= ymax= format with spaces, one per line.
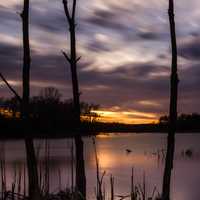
xmin=0 ymin=1 xmax=39 ymax=198
xmin=20 ymin=1 xmax=40 ymax=199
xmin=62 ymin=0 xmax=86 ymax=198
xmin=161 ymin=0 xmax=178 ymax=199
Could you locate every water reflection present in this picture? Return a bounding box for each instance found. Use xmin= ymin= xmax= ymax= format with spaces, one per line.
xmin=0 ymin=133 xmax=200 ymax=200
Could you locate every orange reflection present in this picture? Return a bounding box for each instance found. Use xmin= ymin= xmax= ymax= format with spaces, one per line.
xmin=97 ymin=152 xmax=116 ymax=169
xmin=95 ymin=150 xmax=155 ymax=170
xmin=96 ymin=134 xmax=113 ymax=139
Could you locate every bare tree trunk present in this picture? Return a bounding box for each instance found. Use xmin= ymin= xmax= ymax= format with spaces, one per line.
xmin=20 ymin=1 xmax=40 ymax=199
xmin=162 ymin=0 xmax=178 ymax=200
xmin=62 ymin=0 xmax=86 ymax=199
xmin=75 ymin=136 xmax=86 ymax=199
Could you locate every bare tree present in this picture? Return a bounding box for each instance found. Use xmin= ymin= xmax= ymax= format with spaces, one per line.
xmin=0 ymin=1 xmax=40 ymax=199
xmin=39 ymin=87 xmax=62 ymax=102
xmin=62 ymin=0 xmax=86 ymax=199
xmin=161 ymin=0 xmax=178 ymax=199
xmin=20 ymin=0 xmax=40 ymax=199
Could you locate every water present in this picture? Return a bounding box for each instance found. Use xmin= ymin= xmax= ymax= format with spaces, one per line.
xmin=1 ymin=133 xmax=200 ymax=199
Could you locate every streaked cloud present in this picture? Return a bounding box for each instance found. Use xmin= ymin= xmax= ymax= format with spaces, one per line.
xmin=1 ymin=0 xmax=200 ymax=123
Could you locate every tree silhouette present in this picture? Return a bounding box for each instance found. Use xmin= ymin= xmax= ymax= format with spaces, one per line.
xmin=0 ymin=1 xmax=40 ymax=199
xmin=161 ymin=0 xmax=179 ymax=199
xmin=20 ymin=0 xmax=40 ymax=199
xmin=62 ymin=0 xmax=86 ymax=198
xmin=39 ymin=87 xmax=62 ymax=102
xmin=81 ymin=102 xmax=100 ymax=123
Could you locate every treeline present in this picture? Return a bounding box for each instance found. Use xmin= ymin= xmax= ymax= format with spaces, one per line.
xmin=94 ymin=114 xmax=200 ymax=133
xmin=2 ymin=93 xmax=200 ymax=135
xmin=159 ymin=113 xmax=200 ymax=132
xmin=82 ymin=113 xmax=200 ymax=133
xmin=0 ymin=87 xmax=99 ymax=137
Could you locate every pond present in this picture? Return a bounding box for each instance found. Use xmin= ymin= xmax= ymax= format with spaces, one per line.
xmin=1 ymin=133 xmax=200 ymax=200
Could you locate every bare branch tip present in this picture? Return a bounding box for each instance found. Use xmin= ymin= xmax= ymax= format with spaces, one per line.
xmin=62 ymin=50 xmax=71 ymax=63
xmin=76 ymin=56 xmax=81 ymax=63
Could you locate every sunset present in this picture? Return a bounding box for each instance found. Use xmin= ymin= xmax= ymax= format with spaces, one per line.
xmin=0 ymin=0 xmax=200 ymax=200
xmin=92 ymin=109 xmax=158 ymax=124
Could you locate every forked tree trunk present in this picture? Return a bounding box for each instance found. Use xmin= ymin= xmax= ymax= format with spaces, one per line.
xmin=20 ymin=1 xmax=40 ymax=199
xmin=62 ymin=0 xmax=86 ymax=198
xmin=162 ymin=0 xmax=178 ymax=199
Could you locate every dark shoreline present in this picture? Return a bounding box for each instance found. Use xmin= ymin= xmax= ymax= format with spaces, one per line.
xmin=1 ymin=117 xmax=200 ymax=139
xmin=0 ymin=129 xmax=199 ymax=140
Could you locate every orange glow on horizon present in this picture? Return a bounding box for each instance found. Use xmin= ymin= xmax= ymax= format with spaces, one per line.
xmin=0 ymin=108 xmax=19 ymax=118
xmin=0 ymin=106 xmax=159 ymax=124
xmin=92 ymin=109 xmax=159 ymax=124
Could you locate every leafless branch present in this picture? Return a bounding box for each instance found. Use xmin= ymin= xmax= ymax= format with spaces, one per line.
xmin=0 ymin=73 xmax=22 ymax=103
xmin=76 ymin=56 xmax=81 ymax=63
xmin=63 ymin=0 xmax=71 ymax=23
xmin=100 ymin=171 xmax=106 ymax=186
xmin=72 ymin=0 xmax=76 ymax=20
xmin=62 ymin=50 xmax=71 ymax=63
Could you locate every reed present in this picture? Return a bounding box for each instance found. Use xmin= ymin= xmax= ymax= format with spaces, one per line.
xmin=131 ymin=168 xmax=138 ymax=200
xmin=138 ymin=172 xmax=146 ymax=200
xmin=0 ymin=142 xmax=6 ymax=200
xmin=71 ymin=139 xmax=74 ymax=193
xmin=23 ymin=163 xmax=26 ymax=198
xmin=110 ymin=175 xmax=114 ymax=200
xmin=92 ymin=137 xmax=106 ymax=200
xmin=44 ymin=140 xmax=50 ymax=195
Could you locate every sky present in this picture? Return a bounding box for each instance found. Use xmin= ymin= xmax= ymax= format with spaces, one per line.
xmin=0 ymin=0 xmax=200 ymax=124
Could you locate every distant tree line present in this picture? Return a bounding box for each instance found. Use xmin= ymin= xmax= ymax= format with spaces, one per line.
xmin=2 ymin=94 xmax=200 ymax=135
xmin=159 ymin=113 xmax=200 ymax=132
xmin=0 ymin=87 xmax=99 ymax=136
